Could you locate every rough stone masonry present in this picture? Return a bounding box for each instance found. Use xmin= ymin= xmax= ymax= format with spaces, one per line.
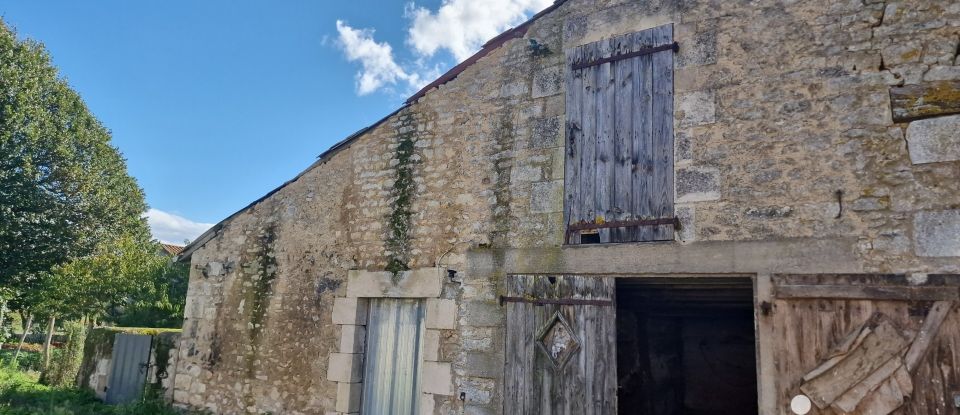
xmin=171 ymin=0 xmax=960 ymax=413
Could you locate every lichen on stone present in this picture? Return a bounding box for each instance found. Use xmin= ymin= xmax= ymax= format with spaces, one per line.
xmin=231 ymin=221 xmax=280 ymax=400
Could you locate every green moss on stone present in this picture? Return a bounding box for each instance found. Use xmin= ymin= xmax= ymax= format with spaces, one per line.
xmin=151 ymin=332 xmax=178 ymax=383
xmin=386 ymin=115 xmax=418 ymax=274
xmin=245 ymin=225 xmax=278 ymax=343
xmin=234 ymin=223 xmax=279 ymax=409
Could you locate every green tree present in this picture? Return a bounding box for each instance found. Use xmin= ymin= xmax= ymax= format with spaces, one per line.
xmin=107 ymin=253 xmax=189 ymax=329
xmin=43 ymin=235 xmax=157 ymax=321
xmin=39 ymin=320 xmax=86 ymax=387
xmin=0 ymin=19 xmax=150 ymax=300
xmin=0 ymin=20 xmax=158 ymax=368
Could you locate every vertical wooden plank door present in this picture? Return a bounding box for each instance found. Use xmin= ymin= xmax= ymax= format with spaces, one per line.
xmin=504 ymin=275 xmax=617 ymax=414
xmin=564 ymin=24 xmax=675 ymax=244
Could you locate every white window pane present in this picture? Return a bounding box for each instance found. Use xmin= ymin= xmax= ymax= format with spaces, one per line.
xmin=362 ymin=298 xmax=425 ymax=415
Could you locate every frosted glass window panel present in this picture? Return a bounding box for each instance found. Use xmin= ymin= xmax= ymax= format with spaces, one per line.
xmin=361 ymin=298 xmax=425 ymax=415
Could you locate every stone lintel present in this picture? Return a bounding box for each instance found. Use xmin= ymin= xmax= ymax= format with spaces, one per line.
xmin=467 ymin=237 xmax=862 ymax=276
xmin=347 ymin=268 xmax=443 ymax=298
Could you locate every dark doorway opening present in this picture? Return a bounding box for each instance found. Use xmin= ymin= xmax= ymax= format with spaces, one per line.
xmin=616 ymin=277 xmax=758 ymax=415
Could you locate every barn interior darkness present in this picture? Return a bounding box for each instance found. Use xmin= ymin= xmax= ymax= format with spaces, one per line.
xmin=616 ymin=277 xmax=758 ymax=415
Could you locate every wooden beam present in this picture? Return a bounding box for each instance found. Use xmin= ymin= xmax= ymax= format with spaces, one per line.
xmin=889 ymin=81 xmax=960 ymax=122
xmin=774 ymin=273 xmax=960 ymax=287
xmin=754 ymin=274 xmax=777 ymax=415
xmin=904 ymin=300 xmax=954 ymax=371
xmin=774 ymin=285 xmax=959 ymax=301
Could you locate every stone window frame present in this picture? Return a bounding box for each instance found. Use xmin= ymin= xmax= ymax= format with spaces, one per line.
xmin=326 ymin=267 xmax=456 ymax=414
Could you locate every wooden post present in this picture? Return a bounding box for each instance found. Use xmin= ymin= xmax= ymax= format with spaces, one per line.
xmin=0 ymin=298 xmax=6 ymax=336
xmin=42 ymin=315 xmax=56 ymax=370
xmin=13 ymin=313 xmax=33 ymax=364
xmin=754 ymin=274 xmax=777 ymax=414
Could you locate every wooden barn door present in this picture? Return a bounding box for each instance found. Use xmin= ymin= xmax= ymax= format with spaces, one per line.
xmin=503 ymin=275 xmax=617 ymax=414
xmin=765 ymin=274 xmax=960 ymax=415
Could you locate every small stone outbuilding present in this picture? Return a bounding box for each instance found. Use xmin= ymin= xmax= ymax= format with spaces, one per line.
xmin=172 ymin=0 xmax=960 ymax=414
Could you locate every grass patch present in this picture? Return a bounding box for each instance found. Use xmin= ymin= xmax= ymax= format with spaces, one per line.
xmin=0 ymin=364 xmax=202 ymax=415
xmin=0 ymin=350 xmax=42 ymax=373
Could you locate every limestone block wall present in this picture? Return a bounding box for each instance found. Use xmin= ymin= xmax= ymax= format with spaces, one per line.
xmin=173 ymin=0 xmax=960 ymax=413
xmin=661 ymin=0 xmax=960 ymax=273
xmin=174 ymin=151 xmax=356 ymax=413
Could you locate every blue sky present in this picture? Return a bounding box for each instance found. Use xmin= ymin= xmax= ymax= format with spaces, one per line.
xmin=1 ymin=0 xmax=550 ymax=243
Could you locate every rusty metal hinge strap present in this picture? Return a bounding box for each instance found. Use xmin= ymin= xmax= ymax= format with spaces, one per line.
xmin=499 ymin=296 xmax=613 ymax=307
xmin=572 ymin=42 xmax=679 ymax=71
xmin=567 ymin=217 xmax=681 ymax=233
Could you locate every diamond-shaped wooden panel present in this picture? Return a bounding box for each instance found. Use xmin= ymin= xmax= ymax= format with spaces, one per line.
xmin=536 ymin=311 xmax=581 ymax=369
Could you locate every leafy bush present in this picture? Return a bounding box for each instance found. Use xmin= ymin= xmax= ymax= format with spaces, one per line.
xmin=0 ymin=350 xmax=43 ymax=372
xmin=0 ymin=364 xmax=207 ymax=414
xmin=41 ymin=322 xmax=85 ymax=387
xmin=18 ymin=334 xmax=66 ymax=346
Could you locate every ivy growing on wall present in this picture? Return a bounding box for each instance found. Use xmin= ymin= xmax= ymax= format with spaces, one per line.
xmin=386 ymin=117 xmax=418 ymax=275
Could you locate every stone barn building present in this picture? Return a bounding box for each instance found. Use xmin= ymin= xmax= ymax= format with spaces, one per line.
xmin=171 ymin=0 xmax=960 ymax=414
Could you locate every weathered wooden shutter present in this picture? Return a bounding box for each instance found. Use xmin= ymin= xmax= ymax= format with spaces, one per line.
xmin=762 ymin=274 xmax=960 ymax=415
xmin=564 ymin=24 xmax=676 ymax=244
xmin=503 ymin=275 xmax=617 ymax=414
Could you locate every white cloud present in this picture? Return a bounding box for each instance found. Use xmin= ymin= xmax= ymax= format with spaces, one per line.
xmin=335 ymin=20 xmax=424 ymax=95
xmin=333 ymin=0 xmax=549 ymax=95
xmin=145 ymin=208 xmax=214 ymax=245
xmin=406 ymin=0 xmax=553 ymax=61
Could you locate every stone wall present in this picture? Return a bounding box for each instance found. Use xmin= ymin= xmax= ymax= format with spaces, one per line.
xmin=173 ymin=0 xmax=960 ymax=413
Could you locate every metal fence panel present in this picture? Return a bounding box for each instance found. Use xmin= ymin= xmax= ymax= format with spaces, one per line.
xmin=105 ymin=333 xmax=152 ymax=404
